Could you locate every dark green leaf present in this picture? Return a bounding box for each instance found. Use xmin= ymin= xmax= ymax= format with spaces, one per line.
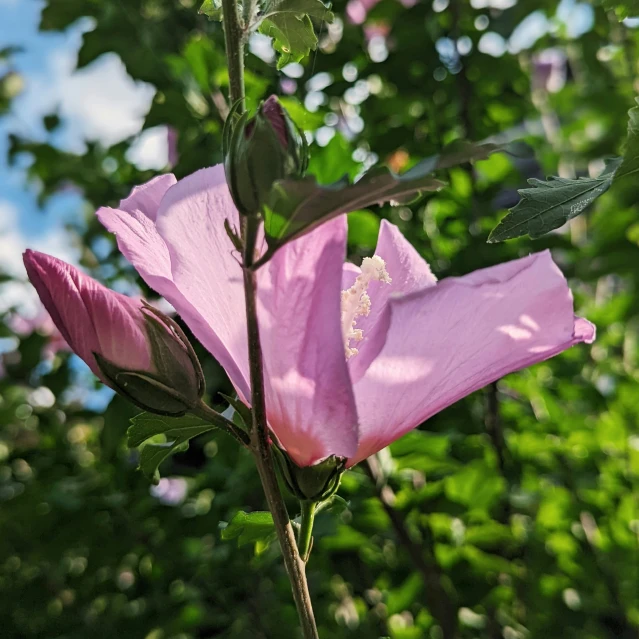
xmin=613 ymin=97 xmax=639 ymax=183
xmin=488 ymin=159 xmax=620 ymax=243
xmin=259 ymin=0 xmax=333 ymax=69
xmin=199 ymin=0 xmax=223 ymax=20
xmin=220 ymin=511 xmax=276 ymax=547
xmin=127 ymin=413 xmax=216 ymax=448
xmin=139 ymin=437 xmax=191 ymax=484
xmin=260 ymin=141 xmax=497 ymax=259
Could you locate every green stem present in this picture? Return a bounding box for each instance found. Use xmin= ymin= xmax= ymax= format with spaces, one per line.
xmin=298 ymin=501 xmax=317 ymax=563
xmin=221 ymin=0 xmax=245 ymax=109
xmin=242 ymin=215 xmax=320 ymax=639
xmin=220 ymin=2 xmax=319 ymax=634
xmin=192 ymin=400 xmax=249 ymax=447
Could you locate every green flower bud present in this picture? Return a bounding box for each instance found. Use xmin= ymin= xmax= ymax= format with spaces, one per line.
xmin=95 ymin=303 xmax=205 ymax=417
xmin=274 ymin=448 xmax=346 ymax=502
xmin=224 ymin=95 xmax=308 ymax=216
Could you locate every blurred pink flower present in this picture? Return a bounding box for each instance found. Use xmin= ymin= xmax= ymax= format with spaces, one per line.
xmin=150 ymin=477 xmax=188 ymax=505
xmin=98 ymin=167 xmax=595 ymax=468
xmin=167 ymin=126 xmax=179 ymax=168
xmin=363 ymin=22 xmax=391 ymax=42
xmin=347 ymin=0 xmax=417 ymax=25
xmin=9 ymin=309 xmax=68 ymax=359
xmin=347 ymin=0 xmax=380 ymax=24
xmin=532 ymin=48 xmax=568 ymax=93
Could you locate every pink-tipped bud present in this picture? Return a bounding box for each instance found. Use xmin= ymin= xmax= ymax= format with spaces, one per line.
xmin=23 ymin=250 xmax=204 ymax=416
xmin=224 ymin=95 xmax=308 ymax=215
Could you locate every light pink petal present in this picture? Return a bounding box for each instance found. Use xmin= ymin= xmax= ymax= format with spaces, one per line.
xmin=120 ymin=174 xmax=177 ymax=221
xmin=154 ymin=166 xmax=249 ymax=398
xmin=23 ymin=251 xmax=149 ymax=379
xmin=97 ymin=166 xmax=250 ymax=400
xmin=350 ymin=250 xmax=595 ymax=466
xmin=348 ymin=220 xmax=437 ymax=383
xmin=257 ymin=216 xmax=359 ymax=466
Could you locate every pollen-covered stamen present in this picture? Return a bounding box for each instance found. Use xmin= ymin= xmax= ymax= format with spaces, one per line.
xmin=341 ymin=255 xmax=391 ymax=360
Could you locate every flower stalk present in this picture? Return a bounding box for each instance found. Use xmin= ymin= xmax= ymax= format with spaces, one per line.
xmin=297 ymin=501 xmax=317 ymax=563
xmin=220 ymin=2 xmax=320 ymax=635
xmin=221 ymin=0 xmax=245 ymax=110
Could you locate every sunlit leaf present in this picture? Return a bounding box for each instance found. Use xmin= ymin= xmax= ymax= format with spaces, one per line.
xmin=488 ymin=159 xmax=620 ymax=243
xmin=259 ymin=0 xmax=333 ymax=69
xmin=220 ymin=510 xmax=276 ymax=547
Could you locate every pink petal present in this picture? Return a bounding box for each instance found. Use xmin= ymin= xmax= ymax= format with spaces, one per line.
xmin=347 ymin=220 xmax=438 ymax=383
xmin=257 ymin=216 xmax=359 ymax=466
xmin=23 ymin=250 xmax=150 ymax=379
xmin=97 ymin=166 xmax=251 ymax=400
xmin=120 ymin=174 xmax=177 ymax=222
xmin=350 ymin=250 xmax=595 ymax=466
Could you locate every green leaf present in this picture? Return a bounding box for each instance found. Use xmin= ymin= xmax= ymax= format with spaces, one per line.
xmin=260 ymin=142 xmax=497 ymax=259
xmin=127 ymin=413 xmax=216 ymax=448
xmin=220 ymin=511 xmax=276 ymax=547
xmin=602 ymin=0 xmax=639 ymax=19
xmin=347 ymin=210 xmax=380 ymax=249
xmin=445 ymin=461 xmax=505 ymax=511
xmin=139 ymin=438 xmax=191 ymax=484
xmin=259 ymin=0 xmax=333 ymax=69
xmin=613 ymin=98 xmax=639 ymax=183
xmin=128 ymin=413 xmax=218 ymax=484
xmin=488 ymin=158 xmax=620 ymax=243
xmin=199 ymin=0 xmax=223 ymax=20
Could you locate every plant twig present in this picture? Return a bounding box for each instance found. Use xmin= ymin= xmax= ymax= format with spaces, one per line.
xmin=221 ymin=0 xmax=245 ymax=108
xmin=219 ymin=0 xmax=319 ymax=633
xmin=364 ymin=455 xmax=458 ymax=639
xmin=241 ymin=214 xmax=320 ymax=638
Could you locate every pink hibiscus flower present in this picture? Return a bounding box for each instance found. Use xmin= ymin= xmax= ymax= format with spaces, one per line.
xmin=96 ymin=166 xmax=594 ymax=468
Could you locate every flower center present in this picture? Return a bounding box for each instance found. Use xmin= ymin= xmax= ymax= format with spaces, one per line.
xmin=340 ymin=255 xmax=392 ymax=360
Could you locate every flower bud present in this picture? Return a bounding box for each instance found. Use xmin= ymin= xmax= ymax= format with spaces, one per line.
xmin=23 ymin=250 xmax=204 ymax=416
xmin=224 ymin=95 xmax=308 ymax=216
xmin=274 ymin=447 xmax=346 ymax=502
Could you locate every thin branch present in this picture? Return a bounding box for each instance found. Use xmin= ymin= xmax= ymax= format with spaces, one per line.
xmin=364 ymin=455 xmax=458 ymax=639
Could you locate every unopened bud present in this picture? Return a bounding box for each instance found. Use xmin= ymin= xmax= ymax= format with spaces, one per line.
xmin=23 ymin=250 xmax=205 ymax=417
xmin=224 ymin=95 xmax=308 ymax=215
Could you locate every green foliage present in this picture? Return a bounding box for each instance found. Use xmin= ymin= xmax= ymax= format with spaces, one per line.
xmin=128 ymin=413 xmax=217 ymax=483
xmin=259 ymin=0 xmax=334 ymax=69
xmin=614 ymin=97 xmax=639 ymax=183
xmin=262 ymin=142 xmax=496 ymax=258
xmin=3 ymin=0 xmax=639 ymax=637
xmin=127 ymin=413 xmax=216 ymax=447
xmin=199 ymin=0 xmax=223 ymax=20
xmin=603 ymin=0 xmax=639 ymax=19
xmin=220 ymin=510 xmax=277 ymax=547
xmin=488 ymin=159 xmax=620 ymax=242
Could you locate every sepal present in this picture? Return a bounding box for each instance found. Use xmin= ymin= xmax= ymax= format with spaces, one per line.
xmin=274 ymin=447 xmax=346 ymax=502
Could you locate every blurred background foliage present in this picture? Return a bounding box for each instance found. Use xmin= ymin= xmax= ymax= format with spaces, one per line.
xmin=1 ymin=0 xmax=638 ymax=637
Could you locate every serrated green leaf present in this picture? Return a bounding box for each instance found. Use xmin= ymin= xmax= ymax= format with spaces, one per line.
xmin=127 ymin=413 xmax=216 ymax=448
xmin=139 ymin=438 xmax=190 ymax=484
xmin=220 ymin=511 xmax=276 ymax=547
xmin=259 ymin=141 xmax=497 ymax=260
xmin=613 ymin=98 xmax=639 ymax=183
xmin=259 ymin=0 xmax=333 ymax=69
xmin=488 ymin=159 xmax=620 ymax=243
xmin=199 ymin=0 xmax=223 ymax=20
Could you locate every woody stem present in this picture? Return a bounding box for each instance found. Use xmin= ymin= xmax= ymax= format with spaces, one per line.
xmin=242 ymin=214 xmax=320 ymax=639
